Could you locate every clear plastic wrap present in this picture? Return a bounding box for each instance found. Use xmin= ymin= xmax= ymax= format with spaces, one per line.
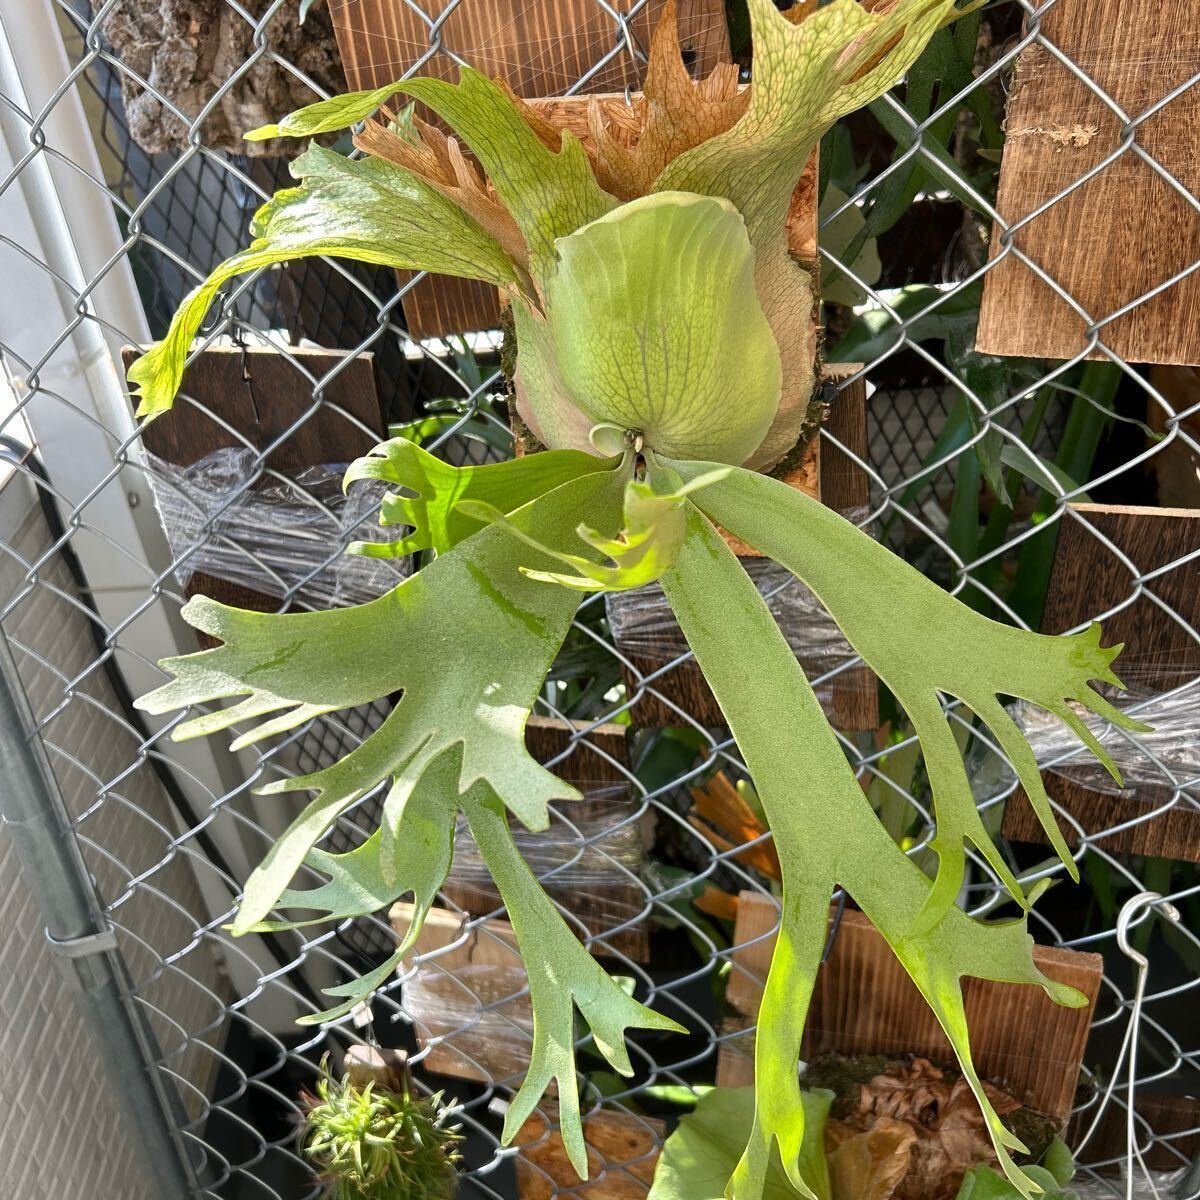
xmin=997 ymin=680 xmax=1200 ymax=797
xmin=605 ymin=521 xmax=871 ymax=707
xmin=443 ymin=787 xmax=651 ymax=956
xmin=148 ymin=448 xmax=408 ymax=609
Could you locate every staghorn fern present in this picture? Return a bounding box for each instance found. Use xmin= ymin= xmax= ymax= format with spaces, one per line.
xmin=129 ymin=2 xmax=1145 ymax=1197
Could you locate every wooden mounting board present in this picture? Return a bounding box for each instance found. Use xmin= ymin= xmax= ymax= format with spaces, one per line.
xmin=1002 ymin=503 xmax=1200 ymax=861
xmin=125 ymin=344 xmax=384 ymax=638
xmin=617 ymin=368 xmax=879 ymax=731
xmin=977 ymin=0 xmax=1200 ymax=364
xmin=328 ymin=0 xmax=730 ymax=338
xmin=514 ymin=1103 xmax=664 ymax=1199
xmin=440 ymin=716 xmax=651 ymax=961
xmin=720 ymin=891 xmax=1103 ymax=1122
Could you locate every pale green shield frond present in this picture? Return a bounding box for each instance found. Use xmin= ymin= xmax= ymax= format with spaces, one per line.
xmin=136 ymin=467 xmax=627 ymax=935
xmin=668 ymin=460 xmax=1145 ymax=936
xmin=127 ymin=144 xmax=519 ymax=419
xmin=660 ymin=507 xmax=1086 ymax=1200
xmin=656 ymin=0 xmax=980 ymax=468
xmin=546 ymin=192 xmax=782 ymax=465
xmin=342 ymin=435 xmax=612 ymax=557
xmin=397 ymin=68 xmax=617 ymax=288
xmin=461 ymin=465 xmax=729 ymax=591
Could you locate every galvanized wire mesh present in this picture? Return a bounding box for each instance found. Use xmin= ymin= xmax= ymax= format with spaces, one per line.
xmin=0 ymin=1 xmax=1197 ymax=1198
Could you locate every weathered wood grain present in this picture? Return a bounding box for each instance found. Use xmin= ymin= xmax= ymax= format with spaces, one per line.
xmin=722 ymin=892 xmax=1103 ymax=1121
xmin=977 ymin=1 xmax=1200 ymax=364
xmin=617 ymin=369 xmax=879 ymax=731
xmin=328 ymin=0 xmax=730 ymax=337
xmin=513 ymin=1103 xmax=664 ymax=1199
xmin=1003 ymin=503 xmax=1200 ymax=861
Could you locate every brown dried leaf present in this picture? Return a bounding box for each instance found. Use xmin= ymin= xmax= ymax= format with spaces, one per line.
xmin=582 ymin=0 xmax=749 ymax=201
xmin=827 ymin=1117 xmax=917 ymax=1200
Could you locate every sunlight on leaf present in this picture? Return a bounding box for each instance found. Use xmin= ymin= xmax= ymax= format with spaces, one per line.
xmin=547 ymin=192 xmax=781 ymax=465
xmin=127 ymin=145 xmax=519 ymax=419
xmin=669 ymin=460 xmax=1144 ymax=934
xmin=460 ymin=465 xmax=728 ymax=591
xmin=136 ymin=468 xmax=627 ymax=932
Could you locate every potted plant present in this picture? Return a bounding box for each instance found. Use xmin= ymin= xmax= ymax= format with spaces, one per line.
xmin=128 ymin=2 xmax=1144 ymax=1196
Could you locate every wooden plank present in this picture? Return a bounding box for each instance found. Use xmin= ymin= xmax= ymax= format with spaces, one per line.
xmin=392 ymin=901 xmax=532 ymax=1085
xmin=513 ymin=1103 xmax=664 ymax=1199
xmin=1002 ymin=504 xmax=1200 ymax=861
xmin=1068 ymin=1091 xmax=1200 ymax=1172
xmin=724 ymin=892 xmax=1103 ymax=1121
xmin=328 ymin=0 xmax=730 ymax=337
xmin=977 ymin=1 xmax=1200 ymax=365
xmin=124 ymin=344 xmax=384 ymax=640
xmin=441 ymin=717 xmax=651 ymax=961
xmin=616 ymin=370 xmax=878 ymax=731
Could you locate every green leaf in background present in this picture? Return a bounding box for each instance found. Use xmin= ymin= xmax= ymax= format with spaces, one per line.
xmin=464 ymin=790 xmax=684 ymax=1177
xmin=547 ymin=192 xmax=781 ymax=465
xmin=828 ymin=280 xmax=983 ymax=364
xmin=136 ymin=468 xmax=627 ymax=934
xmin=819 ymin=186 xmax=882 ymax=309
xmin=670 ymin=461 xmax=1147 ymax=933
xmin=342 ymin=436 xmax=612 ymax=557
xmin=956 ymin=1164 xmax=1076 ymax=1199
xmin=127 ymin=145 xmax=520 ymax=419
xmin=649 ymin=1086 xmax=832 ymax=1200
xmin=657 ymin=506 xmax=1089 ymax=1200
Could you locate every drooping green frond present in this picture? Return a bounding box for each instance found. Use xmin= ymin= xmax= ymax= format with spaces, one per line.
xmin=667 ymin=461 xmax=1144 ymax=934
xmin=398 ymin=68 xmax=617 ymax=287
xmin=545 ymin=192 xmax=783 ymax=465
xmin=136 ymin=467 xmax=628 ymax=934
xmin=342 ymin=436 xmax=611 ymax=557
xmin=127 ymin=144 xmax=521 ymax=419
xmin=655 ymin=0 xmax=982 ymax=468
xmin=463 ymin=790 xmax=685 ymax=1178
xmin=659 ymin=507 xmax=1087 ymax=1200
xmin=461 ymin=465 xmax=729 ymax=591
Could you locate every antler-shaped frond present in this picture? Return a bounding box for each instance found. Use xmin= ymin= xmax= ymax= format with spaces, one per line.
xmin=137 ymin=467 xmax=627 ymax=934
xmin=669 ymin=461 xmax=1145 ymax=934
xmin=659 ymin=507 xmax=1089 ymax=1200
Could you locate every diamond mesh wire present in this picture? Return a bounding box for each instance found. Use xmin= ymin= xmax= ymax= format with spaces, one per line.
xmin=0 ymin=2 xmax=1197 ymax=1198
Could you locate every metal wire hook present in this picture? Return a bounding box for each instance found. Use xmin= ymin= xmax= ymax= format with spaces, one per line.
xmin=1076 ymin=891 xmax=1181 ymax=1200
xmin=231 ymin=324 xmax=262 ymax=426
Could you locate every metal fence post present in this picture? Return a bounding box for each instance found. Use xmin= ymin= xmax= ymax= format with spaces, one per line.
xmin=0 ymin=625 xmax=200 ymax=1199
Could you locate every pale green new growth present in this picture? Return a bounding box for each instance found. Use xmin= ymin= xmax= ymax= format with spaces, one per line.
xmin=547 ymin=193 xmax=782 ymax=464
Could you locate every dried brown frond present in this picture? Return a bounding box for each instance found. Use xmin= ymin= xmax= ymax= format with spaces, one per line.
xmin=689 ymin=774 xmax=781 ymax=880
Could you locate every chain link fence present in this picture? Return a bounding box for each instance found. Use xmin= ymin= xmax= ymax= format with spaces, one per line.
xmin=0 ymin=1 xmax=1197 ymax=1197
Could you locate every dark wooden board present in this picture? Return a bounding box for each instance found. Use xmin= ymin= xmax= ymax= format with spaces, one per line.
xmin=977 ymin=1 xmax=1200 ymax=364
xmin=1068 ymin=1091 xmax=1200 ymax=1173
xmin=722 ymin=893 xmax=1103 ymax=1122
xmin=125 ymin=344 xmax=384 ymax=637
xmin=328 ymin=0 xmax=730 ymax=337
xmin=440 ymin=716 xmax=650 ymax=961
xmin=1003 ymin=504 xmax=1200 ymax=861
xmin=617 ymin=370 xmax=879 ymax=732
